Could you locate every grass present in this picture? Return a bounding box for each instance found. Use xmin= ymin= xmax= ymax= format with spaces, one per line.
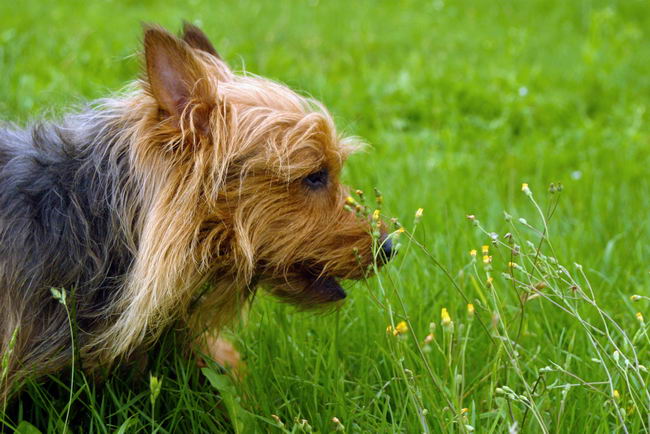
xmin=2 ymin=0 xmax=650 ymax=431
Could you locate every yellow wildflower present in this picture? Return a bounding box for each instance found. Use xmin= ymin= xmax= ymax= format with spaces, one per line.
xmin=481 ymin=245 xmax=489 ymax=254
xmin=395 ymin=321 xmax=408 ymax=334
xmin=441 ymin=308 xmax=452 ymax=326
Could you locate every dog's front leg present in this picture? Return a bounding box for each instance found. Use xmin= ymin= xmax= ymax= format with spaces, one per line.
xmin=195 ymin=333 xmax=243 ymax=378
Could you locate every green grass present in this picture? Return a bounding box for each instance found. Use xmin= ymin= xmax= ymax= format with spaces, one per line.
xmin=3 ymin=0 xmax=650 ymax=432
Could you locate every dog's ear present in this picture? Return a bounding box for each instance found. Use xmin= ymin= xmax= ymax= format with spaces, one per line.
xmin=144 ymin=25 xmax=214 ymax=133
xmin=181 ymin=21 xmax=221 ymax=59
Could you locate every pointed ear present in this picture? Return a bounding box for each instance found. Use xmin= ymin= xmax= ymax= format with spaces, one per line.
xmin=143 ymin=26 xmax=214 ymax=132
xmin=182 ymin=21 xmax=221 ymax=59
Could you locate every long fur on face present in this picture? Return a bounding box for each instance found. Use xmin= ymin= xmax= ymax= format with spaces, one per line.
xmin=0 ymin=24 xmax=383 ymax=396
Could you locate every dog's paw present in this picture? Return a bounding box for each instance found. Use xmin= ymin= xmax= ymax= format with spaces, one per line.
xmin=196 ymin=336 xmax=244 ymax=378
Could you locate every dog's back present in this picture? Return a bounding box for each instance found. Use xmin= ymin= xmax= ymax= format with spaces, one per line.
xmin=0 ymin=118 xmax=134 ymax=390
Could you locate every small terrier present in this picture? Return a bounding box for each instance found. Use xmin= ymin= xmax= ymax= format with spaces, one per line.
xmin=0 ymin=23 xmax=393 ymax=396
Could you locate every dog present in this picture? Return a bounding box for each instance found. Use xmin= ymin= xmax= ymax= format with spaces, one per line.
xmin=0 ymin=23 xmax=393 ymax=397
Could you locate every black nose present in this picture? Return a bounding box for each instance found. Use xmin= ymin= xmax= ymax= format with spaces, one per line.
xmin=379 ymin=237 xmax=395 ymax=263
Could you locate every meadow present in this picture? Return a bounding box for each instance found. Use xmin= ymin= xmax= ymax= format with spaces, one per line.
xmin=2 ymin=0 xmax=650 ymax=432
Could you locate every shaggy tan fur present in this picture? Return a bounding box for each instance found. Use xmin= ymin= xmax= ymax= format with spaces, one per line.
xmin=0 ymin=23 xmax=389 ymax=395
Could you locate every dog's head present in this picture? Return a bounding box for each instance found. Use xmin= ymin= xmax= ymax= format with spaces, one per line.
xmin=140 ymin=24 xmax=394 ymax=308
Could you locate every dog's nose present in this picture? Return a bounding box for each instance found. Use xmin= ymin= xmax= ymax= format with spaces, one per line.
xmin=379 ymin=236 xmax=396 ymax=263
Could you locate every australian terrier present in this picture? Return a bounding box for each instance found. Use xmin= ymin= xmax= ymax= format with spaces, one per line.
xmin=0 ymin=23 xmax=393 ymax=397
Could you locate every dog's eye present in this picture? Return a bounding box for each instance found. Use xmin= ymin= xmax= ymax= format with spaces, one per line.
xmin=303 ymin=169 xmax=329 ymax=190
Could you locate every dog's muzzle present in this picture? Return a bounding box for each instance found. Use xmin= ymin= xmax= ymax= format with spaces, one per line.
xmin=379 ymin=236 xmax=396 ymax=263
xmin=308 ymin=275 xmax=347 ymax=302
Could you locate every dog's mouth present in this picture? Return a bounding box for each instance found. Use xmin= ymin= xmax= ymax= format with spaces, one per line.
xmin=303 ymin=274 xmax=346 ymax=302
xmin=261 ymin=266 xmax=348 ymax=306
xmin=287 ymin=270 xmax=348 ymax=305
